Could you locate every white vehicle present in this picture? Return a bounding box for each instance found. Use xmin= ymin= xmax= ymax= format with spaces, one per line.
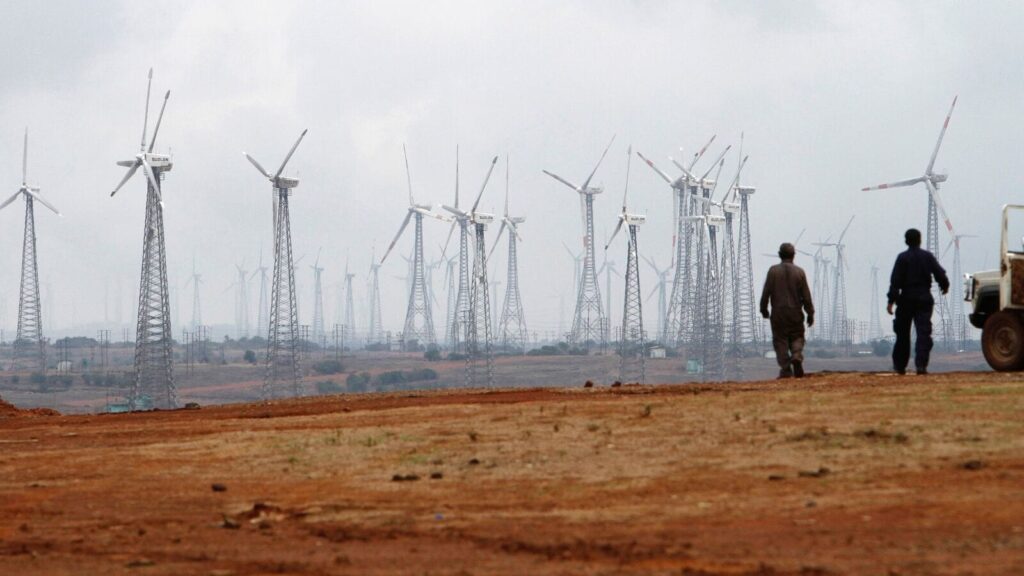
xmin=965 ymin=204 xmax=1024 ymax=370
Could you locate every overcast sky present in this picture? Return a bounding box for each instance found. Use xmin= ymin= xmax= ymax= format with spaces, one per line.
xmin=0 ymin=0 xmax=1021 ymax=340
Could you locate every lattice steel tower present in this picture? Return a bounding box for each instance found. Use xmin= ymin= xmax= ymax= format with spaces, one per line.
xmin=368 ymin=251 xmax=383 ymax=344
xmin=233 ymin=261 xmax=250 ymax=339
xmin=1 ymin=129 xmax=60 ymax=371
xmin=607 ymin=147 xmax=646 ymax=383
xmin=868 ymin=265 xmax=883 ymax=341
xmin=735 ymin=186 xmax=761 ymax=349
xmin=343 ymin=258 xmax=356 ymax=344
xmin=244 ymin=128 xmax=308 ymax=398
xmin=310 ymin=250 xmax=325 ymax=342
xmin=110 ymin=69 xmax=176 ymax=410
xmin=466 ymin=219 xmax=494 ymax=386
xmin=636 ymin=150 xmax=689 ymax=345
xmin=543 ymin=137 xmax=615 ymax=348
xmin=441 ymin=148 xmax=471 ymax=352
xmin=382 ymin=146 xmax=451 ymax=350
xmin=490 ymin=156 xmax=528 ymax=353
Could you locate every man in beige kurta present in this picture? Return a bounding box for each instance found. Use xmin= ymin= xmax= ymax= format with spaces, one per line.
xmin=760 ymin=243 xmax=814 ymax=378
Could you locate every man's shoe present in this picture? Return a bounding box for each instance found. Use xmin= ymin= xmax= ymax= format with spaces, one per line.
xmin=792 ymin=361 xmax=804 ymax=378
xmin=895 ymin=367 xmax=906 ymax=375
xmin=916 ymin=367 xmax=928 ymax=375
xmin=778 ymin=370 xmax=793 ymax=379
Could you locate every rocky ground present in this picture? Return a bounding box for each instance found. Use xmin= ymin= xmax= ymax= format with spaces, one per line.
xmin=1 ymin=370 xmax=1022 ymax=575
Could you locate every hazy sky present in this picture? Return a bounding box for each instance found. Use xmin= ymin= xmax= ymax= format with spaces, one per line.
xmin=0 ymin=0 xmax=1021 ymax=340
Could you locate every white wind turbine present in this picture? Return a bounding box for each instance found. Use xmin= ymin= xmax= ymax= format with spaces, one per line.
xmin=0 ymin=128 xmax=62 ymax=370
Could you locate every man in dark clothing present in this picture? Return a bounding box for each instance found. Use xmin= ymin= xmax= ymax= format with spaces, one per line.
xmin=761 ymin=243 xmax=815 ymax=378
xmin=887 ymin=228 xmax=950 ymax=375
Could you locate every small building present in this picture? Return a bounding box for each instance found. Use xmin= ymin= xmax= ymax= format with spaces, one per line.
xmin=648 ymin=346 xmax=666 ymax=359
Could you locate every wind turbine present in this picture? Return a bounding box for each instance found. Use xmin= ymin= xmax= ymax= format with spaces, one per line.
xmin=185 ymin=258 xmax=203 ymax=331
xmin=943 ymin=233 xmax=977 ymax=350
xmin=243 ymin=128 xmax=308 ymax=398
xmin=642 ymin=255 xmax=671 ymax=344
xmin=381 ymin=145 xmax=451 ymax=351
xmin=543 ymin=136 xmax=616 ymax=348
xmin=343 ymin=255 xmax=356 ymax=345
xmin=228 ymin=259 xmax=250 ymax=339
xmin=862 ymin=96 xmax=959 ymax=348
xmin=488 ymin=156 xmax=528 ymax=353
xmin=606 ymin=146 xmax=647 ymax=383
xmin=250 ymin=249 xmax=269 ymax=338
xmin=310 ymin=248 xmax=325 ymax=342
xmin=367 ymin=247 xmax=383 ymax=345
xmin=109 ymin=68 xmax=176 ymax=410
xmin=442 ymin=156 xmax=499 ymax=385
xmin=0 ymin=128 xmax=61 ymax=371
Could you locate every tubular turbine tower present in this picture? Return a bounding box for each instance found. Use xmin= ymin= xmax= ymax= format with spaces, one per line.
xmin=488 ymin=156 xmax=528 ymax=353
xmin=244 ymin=129 xmax=308 ymax=398
xmin=109 ymin=69 xmax=176 ymax=410
xmin=542 ymin=136 xmax=615 ymax=348
xmin=1 ymin=129 xmax=61 ymax=371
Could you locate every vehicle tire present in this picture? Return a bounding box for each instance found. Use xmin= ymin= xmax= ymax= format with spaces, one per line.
xmin=981 ymin=311 xmax=1024 ymax=371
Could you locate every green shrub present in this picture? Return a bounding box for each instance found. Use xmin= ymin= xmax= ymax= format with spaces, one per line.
xmin=243 ymin=350 xmax=258 ymax=364
xmin=312 ymin=359 xmax=344 ymax=375
xmin=346 ymin=372 xmax=371 ymax=392
xmin=316 ymin=380 xmax=344 ymax=394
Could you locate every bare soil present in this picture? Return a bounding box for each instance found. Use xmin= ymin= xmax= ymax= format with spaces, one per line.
xmin=1 ymin=371 xmax=1023 ymax=575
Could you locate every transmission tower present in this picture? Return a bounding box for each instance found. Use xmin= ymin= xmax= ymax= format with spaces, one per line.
xmin=489 ymin=157 xmax=527 ymax=353
xmin=109 ymin=69 xmax=176 ymax=410
xmin=382 ymin=146 xmax=451 ymax=351
xmin=543 ymin=137 xmax=616 ymax=348
xmin=1 ymin=129 xmax=60 ymax=372
xmin=244 ymin=129 xmax=308 ymax=398
xmin=868 ymin=265 xmax=883 ymax=341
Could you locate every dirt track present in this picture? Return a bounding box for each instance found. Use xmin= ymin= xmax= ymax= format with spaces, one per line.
xmin=1 ymin=371 xmax=1023 ymax=575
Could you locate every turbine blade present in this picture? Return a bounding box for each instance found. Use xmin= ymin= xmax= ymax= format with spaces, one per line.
xmin=0 ymin=190 xmax=21 ymax=211
xmin=605 ymin=217 xmax=625 ymax=250
xmin=925 ymin=180 xmax=957 ymax=239
xmin=646 ymin=284 xmax=659 ymax=302
xmin=670 ymin=157 xmax=695 ymax=180
xmin=141 ymin=157 xmax=161 ymax=202
xmin=486 ymin=221 xmax=507 ymax=263
xmin=403 ymin=144 xmax=414 ymax=205
xmin=542 ymin=169 xmax=580 ymax=191
xmin=22 ymin=128 xmax=28 ymax=185
xmin=147 ymin=90 xmax=170 ymax=152
xmin=636 ymin=150 xmax=673 ymax=185
xmin=837 ymin=215 xmax=855 ymax=244
xmin=688 ymin=134 xmax=716 ymax=172
xmin=860 ymin=177 xmax=924 ymax=191
xmin=25 ymin=189 xmax=61 ymax=216
xmin=244 ymin=153 xmax=271 ymax=178
xmin=720 ymin=155 xmax=749 ymax=203
xmin=699 ymin=144 xmax=732 ymax=182
xmin=470 ymin=156 xmax=498 ymax=214
xmin=381 ymin=211 xmax=414 ymax=263
xmin=440 ymin=220 xmax=457 ymax=260
xmin=140 ymin=68 xmax=153 ymax=151
xmin=581 ymin=135 xmax=616 ymax=191
xmin=504 ymin=155 xmax=510 ymax=217
xmin=110 ymin=162 xmax=140 ymax=197
xmin=274 ymin=129 xmax=308 ymax=179
xmin=621 ymin=145 xmax=632 ymax=209
xmin=926 ymin=95 xmax=957 ymax=175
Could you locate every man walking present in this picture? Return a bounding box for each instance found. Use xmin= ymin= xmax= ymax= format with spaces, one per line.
xmin=887 ymin=228 xmax=950 ymax=375
xmin=760 ymin=242 xmax=814 ymax=378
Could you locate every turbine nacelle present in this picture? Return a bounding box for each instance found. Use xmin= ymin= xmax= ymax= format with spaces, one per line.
xmin=470 ymin=212 xmax=495 ymax=225
xmin=275 ymin=175 xmax=300 ymax=189
xmin=624 ymin=213 xmax=646 ymax=226
xmin=931 ymin=173 xmax=948 ymax=184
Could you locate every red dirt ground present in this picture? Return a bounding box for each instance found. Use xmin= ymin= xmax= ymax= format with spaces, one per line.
xmin=1 ymin=371 xmax=1023 ymax=575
